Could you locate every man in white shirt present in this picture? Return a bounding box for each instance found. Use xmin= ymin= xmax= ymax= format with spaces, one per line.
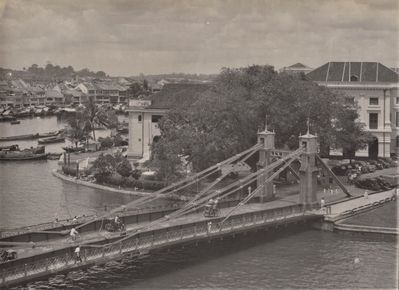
xmin=70 ymin=228 xmax=79 ymax=241
xmin=74 ymin=245 xmax=82 ymax=263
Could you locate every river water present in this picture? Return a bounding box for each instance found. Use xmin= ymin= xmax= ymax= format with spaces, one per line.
xmin=1 ymin=117 xmax=398 ymax=289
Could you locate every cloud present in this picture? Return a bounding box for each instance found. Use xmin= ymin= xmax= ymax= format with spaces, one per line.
xmin=0 ymin=0 xmax=397 ymax=75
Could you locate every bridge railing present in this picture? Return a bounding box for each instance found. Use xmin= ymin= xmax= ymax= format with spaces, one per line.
xmin=0 ymin=197 xmax=250 ymax=243
xmin=1 ymin=204 xmax=308 ymax=286
xmin=0 ymin=204 xmax=184 ymax=240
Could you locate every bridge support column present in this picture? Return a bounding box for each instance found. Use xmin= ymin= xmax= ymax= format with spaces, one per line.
xmin=299 ymin=132 xmax=319 ymax=210
xmin=257 ymin=128 xmax=275 ymax=202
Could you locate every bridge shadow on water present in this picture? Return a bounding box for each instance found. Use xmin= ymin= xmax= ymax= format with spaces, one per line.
xmin=12 ymin=223 xmax=314 ymax=290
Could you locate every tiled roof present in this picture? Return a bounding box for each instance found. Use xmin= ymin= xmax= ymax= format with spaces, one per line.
xmin=306 ymin=62 xmax=399 ymax=83
xmin=63 ymin=89 xmax=82 ymax=97
xmin=148 ymin=83 xmax=212 ymax=109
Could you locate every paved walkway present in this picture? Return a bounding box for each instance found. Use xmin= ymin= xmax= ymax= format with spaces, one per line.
xmin=8 ymin=194 xmax=307 ymax=259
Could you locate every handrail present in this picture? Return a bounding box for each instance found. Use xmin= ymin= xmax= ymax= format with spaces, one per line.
xmin=0 ymin=204 xmax=310 ymax=286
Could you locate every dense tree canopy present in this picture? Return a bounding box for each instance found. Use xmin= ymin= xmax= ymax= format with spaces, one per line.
xmin=150 ymin=65 xmax=369 ymax=179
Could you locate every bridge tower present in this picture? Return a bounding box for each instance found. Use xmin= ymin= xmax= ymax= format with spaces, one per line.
xmin=257 ymin=126 xmax=275 ymax=202
xmin=298 ymin=130 xmax=319 ymax=209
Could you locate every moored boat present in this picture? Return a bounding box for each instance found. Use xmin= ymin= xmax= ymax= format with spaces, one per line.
xmin=0 ymin=145 xmax=46 ymax=161
xmin=0 ymin=130 xmax=64 ymax=141
xmin=38 ymin=136 xmax=65 ymax=144
xmin=10 ymin=120 xmax=20 ymax=125
xmin=0 ymin=134 xmax=36 ymax=141
xmin=37 ymin=130 xmax=61 ymax=138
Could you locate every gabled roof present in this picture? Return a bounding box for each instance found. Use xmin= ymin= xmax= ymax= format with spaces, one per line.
xmin=288 ymin=63 xmax=310 ymax=69
xmin=306 ymin=62 xmax=399 ymax=83
xmin=148 ymin=83 xmax=212 ymax=109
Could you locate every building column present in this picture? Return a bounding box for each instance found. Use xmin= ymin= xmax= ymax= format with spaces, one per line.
xmin=257 ymin=129 xmax=275 ymax=202
xmin=299 ymin=132 xmax=319 ymax=210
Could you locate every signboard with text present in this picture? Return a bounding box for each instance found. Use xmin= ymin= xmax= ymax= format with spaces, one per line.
xmin=129 ymin=99 xmax=152 ymax=108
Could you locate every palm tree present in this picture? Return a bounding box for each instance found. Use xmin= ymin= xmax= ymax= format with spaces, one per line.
xmin=65 ymin=112 xmax=90 ymax=148
xmin=83 ymin=96 xmax=118 ymax=141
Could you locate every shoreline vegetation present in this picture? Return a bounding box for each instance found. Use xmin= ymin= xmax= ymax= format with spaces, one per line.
xmin=52 ymin=169 xmax=155 ymax=197
xmin=52 ymin=169 xmax=186 ymax=201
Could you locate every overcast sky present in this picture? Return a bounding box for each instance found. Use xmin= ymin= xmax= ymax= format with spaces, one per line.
xmin=0 ymin=0 xmax=398 ymax=76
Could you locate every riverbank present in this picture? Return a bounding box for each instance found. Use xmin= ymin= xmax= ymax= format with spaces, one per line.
xmin=52 ymin=169 xmax=159 ymax=197
xmin=334 ymin=199 xmax=398 ymax=235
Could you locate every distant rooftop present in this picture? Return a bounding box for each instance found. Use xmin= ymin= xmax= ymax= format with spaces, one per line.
xmin=306 ymin=62 xmax=399 ymax=83
xmin=288 ymin=63 xmax=311 ymax=69
xmin=279 ymin=63 xmax=313 ymax=74
xmin=147 ymin=83 xmax=213 ymax=109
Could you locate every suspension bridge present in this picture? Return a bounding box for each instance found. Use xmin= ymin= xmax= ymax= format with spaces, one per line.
xmin=0 ymin=126 xmax=395 ymax=288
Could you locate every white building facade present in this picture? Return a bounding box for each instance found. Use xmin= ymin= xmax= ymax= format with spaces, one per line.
xmin=307 ymin=62 xmax=399 ymax=158
xmin=126 ymin=99 xmax=165 ymax=160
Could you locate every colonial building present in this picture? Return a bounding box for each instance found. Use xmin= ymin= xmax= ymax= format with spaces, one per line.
xmin=78 ymin=82 xmax=128 ymax=104
xmin=306 ymin=62 xmax=399 ymax=158
xmin=126 ymin=83 xmax=211 ymax=160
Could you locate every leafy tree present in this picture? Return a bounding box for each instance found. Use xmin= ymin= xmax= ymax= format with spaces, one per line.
xmin=143 ymin=79 xmax=149 ymax=91
xmin=150 ymin=65 xmax=369 ymax=178
xmin=116 ymin=158 xmax=132 ymax=178
xmin=150 ymin=133 xmax=184 ymax=183
xmin=128 ymin=82 xmax=144 ymax=99
xmin=95 ymin=71 xmax=106 ymax=78
xmin=92 ymin=154 xmax=116 ymax=182
xmin=333 ymin=107 xmax=372 ymax=162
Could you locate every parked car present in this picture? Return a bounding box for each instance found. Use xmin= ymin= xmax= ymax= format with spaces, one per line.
xmin=368 ymin=160 xmax=384 ymax=170
xmin=377 ymin=158 xmax=391 ymax=168
xmin=331 ymin=164 xmax=349 ymax=176
xmin=356 ymin=161 xmax=370 ymax=173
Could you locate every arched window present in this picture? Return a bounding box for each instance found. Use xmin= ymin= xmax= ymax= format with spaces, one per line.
xmin=138 ymin=115 xmax=142 ymax=122
xmin=350 ymin=75 xmax=359 ymax=82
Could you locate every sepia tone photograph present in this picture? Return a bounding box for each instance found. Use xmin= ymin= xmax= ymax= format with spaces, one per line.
xmin=0 ymin=0 xmax=398 ymax=289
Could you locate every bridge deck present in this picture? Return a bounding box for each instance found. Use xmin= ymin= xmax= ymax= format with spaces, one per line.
xmin=11 ymin=198 xmax=301 ymax=259
xmin=5 ymin=183 xmax=395 ymax=260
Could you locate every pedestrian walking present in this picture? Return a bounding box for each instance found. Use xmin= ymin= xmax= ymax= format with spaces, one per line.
xmin=70 ymin=227 xmax=80 ymax=241
xmin=74 ymin=245 xmax=82 ymax=263
xmin=207 ymin=221 xmax=212 ymax=234
xmin=364 ymin=190 xmax=368 ymax=199
xmin=320 ymin=197 xmax=326 ymax=209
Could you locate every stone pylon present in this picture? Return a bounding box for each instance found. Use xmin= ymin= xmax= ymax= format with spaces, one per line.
xmin=257 ymin=127 xmax=275 ymax=202
xmin=298 ymin=131 xmax=319 ymax=209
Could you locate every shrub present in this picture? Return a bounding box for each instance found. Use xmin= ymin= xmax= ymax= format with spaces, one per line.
xmin=102 ymin=174 xmax=166 ymax=191
xmin=131 ymin=169 xmax=142 ymax=180
xmin=116 ymin=159 xmax=132 ymax=177
xmin=92 ymin=153 xmax=116 ymax=182
xmin=99 ymin=137 xmax=113 ymax=149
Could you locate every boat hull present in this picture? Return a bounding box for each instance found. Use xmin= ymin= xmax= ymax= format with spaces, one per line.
xmin=0 ymin=153 xmax=47 ymax=161
xmin=38 ymin=137 xmax=65 ymax=144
